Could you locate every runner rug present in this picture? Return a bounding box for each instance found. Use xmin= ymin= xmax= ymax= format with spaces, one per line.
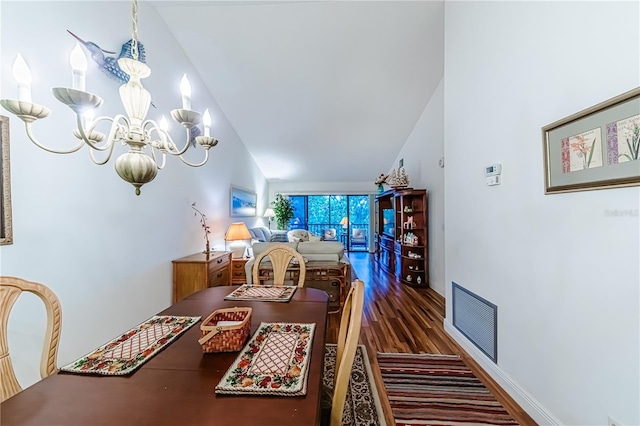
xmin=60 ymin=315 xmax=200 ymax=376
xmin=215 ymin=322 xmax=315 ymax=396
xmin=377 ymin=352 xmax=519 ymax=426
xmin=323 ymin=344 xmax=386 ymax=426
xmin=224 ymin=284 xmax=297 ymax=302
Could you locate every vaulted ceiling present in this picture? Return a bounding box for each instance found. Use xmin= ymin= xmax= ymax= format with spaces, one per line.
xmin=154 ymin=1 xmax=444 ymax=184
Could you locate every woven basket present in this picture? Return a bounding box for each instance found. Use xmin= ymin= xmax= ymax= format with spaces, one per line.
xmin=198 ymin=307 xmax=252 ymax=353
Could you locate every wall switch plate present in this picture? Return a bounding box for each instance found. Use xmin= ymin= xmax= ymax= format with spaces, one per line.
xmin=438 ymin=157 xmax=445 ymax=168
xmin=486 ymin=175 xmax=500 ymax=186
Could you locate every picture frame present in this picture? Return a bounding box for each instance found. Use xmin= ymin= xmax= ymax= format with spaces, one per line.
xmin=230 ymin=186 xmax=257 ymax=217
xmin=1 ymin=115 xmax=13 ymax=245
xmin=543 ymin=87 xmax=640 ymax=194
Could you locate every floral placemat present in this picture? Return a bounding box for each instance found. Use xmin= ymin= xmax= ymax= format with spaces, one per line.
xmin=224 ymin=285 xmax=297 ymax=302
xmin=215 ymin=322 xmax=316 ymax=396
xmin=60 ymin=315 xmax=200 ymax=376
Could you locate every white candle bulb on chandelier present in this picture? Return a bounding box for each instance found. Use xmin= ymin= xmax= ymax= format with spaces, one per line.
xmin=203 ymin=109 xmax=211 ymax=137
xmin=70 ymin=44 xmax=87 ymax=91
xmin=12 ymin=54 xmax=32 ymax=103
xmin=180 ymin=74 xmax=191 ymax=110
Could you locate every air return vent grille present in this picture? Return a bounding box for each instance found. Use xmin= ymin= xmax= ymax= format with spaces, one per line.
xmin=452 ymin=282 xmax=497 ymax=362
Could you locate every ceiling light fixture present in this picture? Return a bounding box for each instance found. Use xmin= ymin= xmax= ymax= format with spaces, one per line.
xmin=0 ymin=0 xmax=218 ymax=195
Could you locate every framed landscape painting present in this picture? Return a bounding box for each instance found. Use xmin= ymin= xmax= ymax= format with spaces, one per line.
xmin=543 ymin=87 xmax=640 ymax=194
xmin=230 ymin=186 xmax=257 ymax=217
xmin=1 ymin=115 xmax=12 ymax=245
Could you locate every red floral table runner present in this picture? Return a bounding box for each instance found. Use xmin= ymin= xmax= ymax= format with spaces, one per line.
xmin=224 ymin=285 xmax=297 ymax=302
xmin=60 ymin=315 xmax=200 ymax=376
xmin=215 ymin=322 xmax=316 ymax=396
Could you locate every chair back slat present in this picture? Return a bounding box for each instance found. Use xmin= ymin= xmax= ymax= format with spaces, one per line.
xmin=331 ymin=279 xmax=364 ymax=426
xmin=1 ymin=276 xmax=62 ymax=402
xmin=251 ymin=243 xmax=307 ymax=287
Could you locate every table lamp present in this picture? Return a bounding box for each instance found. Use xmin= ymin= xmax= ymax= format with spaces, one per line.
xmin=224 ymin=222 xmax=251 ymax=259
xmin=263 ymin=208 xmax=276 ymax=229
xmin=340 ymin=217 xmax=349 ymax=232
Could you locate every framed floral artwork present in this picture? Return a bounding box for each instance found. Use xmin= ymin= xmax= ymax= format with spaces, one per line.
xmin=0 ymin=115 xmax=12 ymax=245
xmin=543 ymin=87 xmax=640 ymax=194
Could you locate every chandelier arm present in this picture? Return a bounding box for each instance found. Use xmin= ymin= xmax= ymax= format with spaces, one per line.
xmin=165 ymin=127 xmax=193 ymax=156
xmin=88 ymin=139 xmax=117 ymax=165
xmin=178 ymin=149 xmax=210 ymax=168
xmin=152 ymin=146 xmax=168 ymax=170
xmin=74 ymin=114 xmax=123 ymax=152
xmin=24 ymin=122 xmax=85 ymax=154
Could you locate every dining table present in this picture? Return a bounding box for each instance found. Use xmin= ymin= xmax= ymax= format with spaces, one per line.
xmin=1 ymin=286 xmax=329 ymax=426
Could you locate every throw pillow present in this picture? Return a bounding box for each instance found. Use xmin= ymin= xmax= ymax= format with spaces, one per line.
xmin=270 ymin=231 xmax=288 ymax=242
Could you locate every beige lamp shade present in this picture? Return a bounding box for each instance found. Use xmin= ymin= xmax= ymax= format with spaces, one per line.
xmin=225 ymin=222 xmax=251 ymax=259
xmin=340 ymin=217 xmax=349 ymax=228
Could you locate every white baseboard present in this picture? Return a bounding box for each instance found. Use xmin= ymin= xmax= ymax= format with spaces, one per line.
xmin=444 ymin=320 xmax=561 ymax=426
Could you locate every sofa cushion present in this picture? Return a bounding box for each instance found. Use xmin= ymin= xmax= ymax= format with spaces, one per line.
xmin=297 ymin=241 xmax=344 ymax=258
xmin=308 ymin=234 xmax=322 ymax=242
xmin=248 ymin=227 xmax=264 ymax=242
xmin=252 ymin=241 xmax=299 ymax=257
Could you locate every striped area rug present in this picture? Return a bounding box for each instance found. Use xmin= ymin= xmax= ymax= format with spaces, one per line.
xmin=377 ymin=352 xmax=519 ymax=425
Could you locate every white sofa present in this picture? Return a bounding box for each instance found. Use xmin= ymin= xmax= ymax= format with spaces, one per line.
xmin=244 ymin=240 xmax=350 ymax=284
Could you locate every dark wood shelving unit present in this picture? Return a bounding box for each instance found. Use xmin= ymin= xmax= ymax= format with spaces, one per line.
xmin=374 ymin=188 xmax=428 ymax=287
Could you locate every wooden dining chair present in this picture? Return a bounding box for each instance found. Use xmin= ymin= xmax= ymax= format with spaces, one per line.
xmin=323 ymin=279 xmax=365 ymax=426
xmin=251 ymin=243 xmax=307 ymax=287
xmin=1 ymin=276 xmax=62 ymax=402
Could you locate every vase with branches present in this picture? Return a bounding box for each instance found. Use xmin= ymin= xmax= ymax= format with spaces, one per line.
xmin=191 ymin=202 xmax=211 ymax=254
xmin=271 ymin=194 xmax=294 ymax=230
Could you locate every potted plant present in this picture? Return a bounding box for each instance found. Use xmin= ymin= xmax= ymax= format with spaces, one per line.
xmin=271 ymin=194 xmax=294 ymax=230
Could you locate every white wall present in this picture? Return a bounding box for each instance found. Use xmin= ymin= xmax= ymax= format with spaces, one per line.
xmin=389 ymin=79 xmax=445 ymax=296
xmin=444 ymin=1 xmax=639 ymax=425
xmin=1 ymin=1 xmax=267 ymax=388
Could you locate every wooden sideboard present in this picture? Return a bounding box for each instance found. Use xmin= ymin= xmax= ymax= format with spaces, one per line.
xmin=172 ymin=251 xmax=232 ymax=302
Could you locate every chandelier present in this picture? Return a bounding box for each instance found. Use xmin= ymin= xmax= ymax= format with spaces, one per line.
xmin=0 ymin=0 xmax=218 ymax=195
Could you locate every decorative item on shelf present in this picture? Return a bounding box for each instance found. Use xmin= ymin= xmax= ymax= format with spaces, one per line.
xmin=408 ymin=265 xmax=414 ymax=270
xmin=403 ymin=205 xmax=413 ymax=213
xmin=374 ymin=173 xmax=389 ymax=193
xmin=403 ymin=215 xmax=415 ymax=229
xmin=404 ymin=232 xmax=415 ymax=245
xmin=416 ymin=276 xmax=422 ymax=284
xmin=0 ymin=0 xmax=219 ymax=196
xmin=388 ymin=167 xmax=409 ymax=188
xmin=271 ymin=194 xmax=294 ymax=230
xmin=224 ymin=223 xmax=251 ymax=259
xmin=406 ymin=275 xmax=412 ymax=282
xmin=191 ymin=202 xmax=211 ymax=255
xmin=263 ymin=208 xmax=276 ymax=229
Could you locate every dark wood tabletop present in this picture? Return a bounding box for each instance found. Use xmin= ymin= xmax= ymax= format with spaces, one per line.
xmin=1 ymin=286 xmax=329 ymax=426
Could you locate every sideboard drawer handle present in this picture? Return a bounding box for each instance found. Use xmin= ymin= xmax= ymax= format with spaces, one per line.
xmin=217 ymin=272 xmax=223 ymax=278
xmin=217 ymin=259 xmax=223 ymax=264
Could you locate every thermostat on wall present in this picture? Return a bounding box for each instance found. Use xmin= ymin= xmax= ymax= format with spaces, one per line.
xmin=484 ymin=164 xmax=502 ymax=176
xmin=485 ymin=163 xmax=502 ymax=186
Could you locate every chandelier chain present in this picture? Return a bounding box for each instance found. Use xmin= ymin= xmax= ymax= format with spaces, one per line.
xmin=131 ymin=0 xmax=139 ymax=60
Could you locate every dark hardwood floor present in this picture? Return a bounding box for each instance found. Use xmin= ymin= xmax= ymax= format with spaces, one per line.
xmin=326 ymin=252 xmax=537 ymax=426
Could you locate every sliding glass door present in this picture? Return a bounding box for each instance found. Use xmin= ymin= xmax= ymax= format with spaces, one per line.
xmin=286 ymin=194 xmax=370 ymax=251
